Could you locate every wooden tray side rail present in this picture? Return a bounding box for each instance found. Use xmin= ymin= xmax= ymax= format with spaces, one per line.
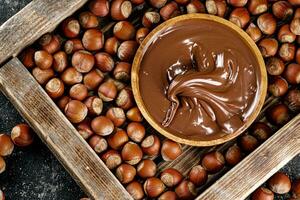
xmin=0 ymin=58 xmax=132 ymax=200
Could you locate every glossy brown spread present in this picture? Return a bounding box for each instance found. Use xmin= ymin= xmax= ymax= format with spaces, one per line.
xmin=139 ymin=19 xmax=261 ymax=140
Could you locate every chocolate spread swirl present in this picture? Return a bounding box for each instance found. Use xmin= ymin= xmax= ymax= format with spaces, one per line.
xmin=139 ymin=19 xmax=260 ymax=140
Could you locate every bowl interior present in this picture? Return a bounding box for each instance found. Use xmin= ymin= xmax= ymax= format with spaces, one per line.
xmin=132 ymin=14 xmax=267 ymax=147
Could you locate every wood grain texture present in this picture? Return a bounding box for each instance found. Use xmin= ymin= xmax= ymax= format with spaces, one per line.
xmin=0 ymin=58 xmax=132 ymax=200
xmin=197 ymin=114 xmax=300 ymax=200
xmin=0 ymin=0 xmax=88 ymax=65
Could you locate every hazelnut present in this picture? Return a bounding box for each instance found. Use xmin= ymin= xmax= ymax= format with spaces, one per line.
xmin=20 ymin=48 xmax=35 ymax=68
xmin=11 ymin=124 xmax=34 ymax=147
xmin=57 ymin=96 xmax=71 ymax=111
xmin=250 ymin=122 xmax=272 ymax=141
xmin=285 ymin=89 xmax=300 ymax=112
xmin=160 ymin=2 xmax=180 ymax=21
xmin=266 ymin=57 xmax=285 ymax=76
xmin=268 ymin=172 xmax=291 ymax=194
xmin=113 ymin=62 xmax=131 ymax=82
xmin=69 ymin=83 xmax=88 ymax=101
xmin=296 ymin=48 xmax=300 ymax=64
xmin=104 ymin=37 xmax=120 ymax=55
xmin=0 ymin=156 xmax=5 ymax=174
xmin=131 ymin=0 xmax=144 ymax=4
xmin=284 ymin=63 xmax=300 ymax=84
xmin=72 ymin=50 xmax=95 ymax=73
xmin=107 ymin=129 xmax=129 ymax=150
xmin=160 ymin=168 xmax=183 ymax=187
xmin=117 ymin=40 xmax=138 ymax=61
xmin=61 ymin=18 xmax=80 ymax=38
xmin=126 ymin=181 xmax=144 ymax=200
xmin=295 ymin=8 xmax=300 ymax=18
xmin=34 ymin=50 xmax=53 ymax=70
xmin=290 ymin=18 xmax=300 ymax=36
xmin=95 ymin=52 xmax=114 ymax=72
xmin=272 ymin=1 xmax=293 ymax=20
xmin=39 ymin=34 xmax=61 ymax=54
xmin=126 ymin=107 xmax=143 ymax=122
xmin=161 ymin=139 xmax=182 ymax=161
xmin=121 ymin=142 xmax=143 ymax=165
xmin=32 ymin=67 xmax=54 ymax=85
xmin=84 ymin=96 xmax=103 ymax=116
xmin=91 ymin=116 xmax=114 ymax=136
xmin=186 ymin=0 xmax=206 ymax=14
xmin=257 ymin=13 xmax=277 ymax=35
xmin=83 ymin=69 xmax=104 ymax=90
xmin=248 ymin=0 xmax=268 ymax=15
xmin=64 ymin=100 xmax=88 ymax=123
xmin=174 ymin=0 xmax=189 ymax=5
xmin=159 ymin=191 xmax=178 ymax=200
xmin=106 ymin=107 xmax=126 ymax=127
xmin=77 ymin=120 xmax=94 ymax=140
xmin=61 ymin=67 xmax=83 ymax=85
xmin=101 ymin=150 xmax=122 ymax=169
xmin=64 ymin=39 xmax=84 ymax=54
xmin=144 ymin=177 xmax=166 ymax=198
xmin=98 ymin=81 xmax=118 ymax=102
xmin=116 ymin=88 xmax=134 ymax=110
xmin=292 ymin=179 xmax=300 ymax=198
xmin=88 ymin=135 xmax=108 ymax=153
xmin=279 ymin=43 xmax=296 ymax=61
xmin=82 ymin=29 xmax=104 ymax=51
xmin=246 ymin=23 xmax=262 ymax=42
xmin=149 ymin=0 xmax=167 ymax=8
xmin=116 ymin=163 xmax=136 ymax=184
xmin=258 ymin=38 xmax=278 ymax=58
xmin=108 ymin=78 xmax=126 ymax=91
xmin=136 ymin=27 xmax=149 ymax=44
xmin=45 ymin=78 xmax=65 ymax=99
xmin=137 ymin=159 xmax=157 ymax=178
xmin=205 ymin=0 xmax=227 ymax=17
xmin=53 ymin=51 xmax=68 ymax=72
xmin=188 ymin=165 xmax=208 ymax=186
xmin=142 ymin=12 xmax=160 ymax=28
xmin=201 ymin=151 xmax=225 ymax=173
xmin=289 ymin=0 xmax=300 ymax=5
xmin=239 ymin=134 xmax=259 ymax=152
xmin=225 ymin=144 xmax=242 ymax=166
xmin=175 ymin=180 xmax=197 ymax=200
xmin=229 ymin=8 xmax=250 ymax=28
xmin=89 ymin=0 xmax=109 ymax=17
xmin=267 ymin=104 xmax=290 ymax=125
xmin=79 ymin=11 xmax=99 ymax=29
xmin=0 ymin=134 xmax=14 ymax=156
xmin=113 ymin=21 xmax=136 ymax=41
xmin=268 ymin=76 xmax=289 ymax=97
xmin=127 ymin=122 xmax=145 ymax=143
xmin=111 ymin=0 xmax=132 ymax=20
xmin=141 ymin=135 xmax=161 ymax=156
xmin=251 ymin=187 xmax=274 ymax=200
xmin=227 ymin=0 xmax=248 ymax=7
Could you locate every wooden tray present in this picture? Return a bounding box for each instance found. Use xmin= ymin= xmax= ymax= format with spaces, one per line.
xmin=0 ymin=1 xmax=299 ymax=199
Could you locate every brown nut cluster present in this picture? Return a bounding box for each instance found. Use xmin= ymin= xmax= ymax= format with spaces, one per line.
xmin=17 ymin=0 xmax=300 ymax=199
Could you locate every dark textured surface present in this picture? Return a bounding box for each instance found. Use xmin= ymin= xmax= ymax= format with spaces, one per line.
xmin=0 ymin=1 xmax=299 ymax=200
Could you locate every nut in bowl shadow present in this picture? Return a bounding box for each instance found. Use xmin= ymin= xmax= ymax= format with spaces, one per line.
xmin=132 ymin=14 xmax=267 ymax=146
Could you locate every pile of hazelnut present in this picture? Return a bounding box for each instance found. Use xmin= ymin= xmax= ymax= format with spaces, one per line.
xmin=251 ymin=172 xmax=300 ymax=200
xmin=18 ymin=0 xmax=300 ymax=199
xmin=0 ymin=123 xmax=34 ymax=199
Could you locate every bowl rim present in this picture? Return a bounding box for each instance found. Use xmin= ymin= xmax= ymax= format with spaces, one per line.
xmin=131 ymin=13 xmax=267 ymax=147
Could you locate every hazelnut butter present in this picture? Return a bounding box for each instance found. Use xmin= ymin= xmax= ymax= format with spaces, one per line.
xmin=139 ymin=18 xmax=262 ymax=141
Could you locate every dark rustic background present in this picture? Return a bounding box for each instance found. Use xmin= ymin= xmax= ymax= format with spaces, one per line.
xmin=0 ymin=0 xmax=299 ymax=200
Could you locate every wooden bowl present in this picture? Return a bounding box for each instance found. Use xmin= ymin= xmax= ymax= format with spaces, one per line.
xmin=132 ymin=14 xmax=267 ymax=147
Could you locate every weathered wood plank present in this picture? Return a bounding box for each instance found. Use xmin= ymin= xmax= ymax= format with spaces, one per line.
xmin=0 ymin=0 xmax=88 ymax=65
xmin=0 ymin=58 xmax=132 ymax=200
xmin=196 ymin=114 xmax=300 ymax=200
